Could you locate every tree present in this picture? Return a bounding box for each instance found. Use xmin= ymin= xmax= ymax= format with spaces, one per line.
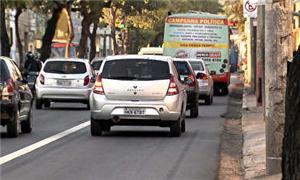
xmin=223 ymin=0 xmax=245 ymax=32
xmin=282 ymin=47 xmax=300 ymax=179
xmin=33 ymin=0 xmax=74 ymax=62
xmin=0 ymin=1 xmax=12 ymax=57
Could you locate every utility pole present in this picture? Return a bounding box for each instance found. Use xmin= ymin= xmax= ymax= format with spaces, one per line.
xmin=256 ymin=5 xmax=265 ymax=106
xmin=264 ymin=0 xmax=293 ymax=175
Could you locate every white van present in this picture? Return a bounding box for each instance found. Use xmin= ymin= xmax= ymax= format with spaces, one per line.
xmin=138 ymin=47 xmax=163 ymax=55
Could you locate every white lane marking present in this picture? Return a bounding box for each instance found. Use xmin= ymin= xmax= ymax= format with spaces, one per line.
xmin=0 ymin=121 xmax=90 ymax=165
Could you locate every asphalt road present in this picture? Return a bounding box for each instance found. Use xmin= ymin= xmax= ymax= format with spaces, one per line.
xmin=0 ymin=76 xmax=239 ymax=180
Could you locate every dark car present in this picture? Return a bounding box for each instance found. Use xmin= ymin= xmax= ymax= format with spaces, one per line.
xmin=91 ymin=58 xmax=104 ymax=75
xmin=0 ymin=56 xmax=33 ymax=137
xmin=173 ymin=58 xmax=199 ymax=118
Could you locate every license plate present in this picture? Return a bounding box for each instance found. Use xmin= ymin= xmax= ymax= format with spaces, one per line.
xmin=124 ymin=108 xmax=145 ymax=115
xmin=57 ymin=80 xmax=71 ymax=86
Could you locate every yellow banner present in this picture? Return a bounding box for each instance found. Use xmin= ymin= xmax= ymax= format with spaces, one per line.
xmin=164 ymin=42 xmax=229 ymax=49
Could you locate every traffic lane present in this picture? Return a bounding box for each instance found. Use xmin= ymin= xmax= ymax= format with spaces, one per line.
xmin=1 ymin=95 xmax=227 ymax=180
xmin=0 ymin=102 xmax=90 ymax=156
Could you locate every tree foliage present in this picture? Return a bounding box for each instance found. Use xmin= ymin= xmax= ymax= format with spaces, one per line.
xmin=223 ymin=0 xmax=245 ymax=32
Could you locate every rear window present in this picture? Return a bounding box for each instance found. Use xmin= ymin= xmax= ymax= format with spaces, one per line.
xmin=0 ymin=60 xmax=11 ymax=83
xmin=189 ymin=61 xmax=204 ymax=71
xmin=174 ymin=61 xmax=192 ymax=75
xmin=91 ymin=61 xmax=102 ymax=70
xmin=44 ymin=61 xmax=87 ymax=74
xmin=102 ymin=59 xmax=170 ymax=80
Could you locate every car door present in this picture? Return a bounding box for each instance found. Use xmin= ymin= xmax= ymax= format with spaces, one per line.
xmin=10 ymin=60 xmax=32 ymax=116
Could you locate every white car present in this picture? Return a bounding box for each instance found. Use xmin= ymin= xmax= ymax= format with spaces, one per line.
xmin=188 ymin=59 xmax=214 ymax=105
xmin=90 ymin=55 xmax=188 ymax=137
xmin=35 ymin=58 xmax=96 ymax=109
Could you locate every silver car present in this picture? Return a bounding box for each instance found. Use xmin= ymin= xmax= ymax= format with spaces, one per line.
xmin=90 ymin=55 xmax=187 ymax=137
xmin=188 ymin=59 xmax=214 ymax=105
xmin=35 ymin=58 xmax=95 ymax=109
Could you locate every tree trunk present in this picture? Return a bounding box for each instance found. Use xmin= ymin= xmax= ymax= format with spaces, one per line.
xmin=77 ymin=14 xmax=92 ymax=58
xmin=39 ymin=6 xmax=64 ymax=62
xmin=15 ymin=8 xmax=24 ymax=67
xmin=0 ymin=2 xmax=11 ymax=57
xmin=89 ymin=22 xmax=97 ymax=61
xmin=110 ymin=6 xmax=118 ymax=55
xmin=282 ymin=47 xmax=300 ymax=179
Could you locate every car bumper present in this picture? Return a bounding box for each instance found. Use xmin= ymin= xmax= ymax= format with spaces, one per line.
xmin=198 ymin=83 xmax=211 ymax=96
xmin=0 ymin=101 xmax=17 ymax=124
xmin=36 ymin=86 xmax=92 ymax=101
xmin=90 ymin=94 xmax=182 ymax=121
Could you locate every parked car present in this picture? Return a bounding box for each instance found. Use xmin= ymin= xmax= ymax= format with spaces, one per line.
xmin=173 ymin=58 xmax=199 ymax=118
xmin=188 ymin=59 xmax=214 ymax=105
xmin=35 ymin=58 xmax=96 ymax=109
xmin=90 ymin=55 xmax=187 ymax=137
xmin=91 ymin=58 xmax=104 ymax=75
xmin=0 ymin=56 xmax=33 ymax=137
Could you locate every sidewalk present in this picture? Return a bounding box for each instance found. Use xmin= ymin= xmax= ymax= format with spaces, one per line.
xmin=242 ymin=88 xmax=281 ymax=180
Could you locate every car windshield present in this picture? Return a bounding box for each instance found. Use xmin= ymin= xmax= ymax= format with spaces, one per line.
xmin=189 ymin=61 xmax=204 ymax=71
xmin=174 ymin=61 xmax=191 ymax=75
xmin=44 ymin=61 xmax=87 ymax=74
xmin=0 ymin=60 xmax=10 ymax=83
xmin=92 ymin=61 xmax=102 ymax=70
xmin=102 ymin=59 xmax=170 ymax=80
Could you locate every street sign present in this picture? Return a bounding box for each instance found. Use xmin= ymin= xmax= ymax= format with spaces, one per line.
xmin=249 ymin=0 xmax=266 ymax=5
xmin=243 ymin=0 xmax=257 ymax=18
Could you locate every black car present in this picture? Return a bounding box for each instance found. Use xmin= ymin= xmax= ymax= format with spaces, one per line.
xmin=173 ymin=59 xmax=199 ymax=118
xmin=0 ymin=56 xmax=33 ymax=137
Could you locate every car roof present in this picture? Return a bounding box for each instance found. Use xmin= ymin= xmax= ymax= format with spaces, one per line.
xmin=45 ymin=58 xmax=89 ymax=63
xmin=105 ymin=55 xmax=172 ymax=62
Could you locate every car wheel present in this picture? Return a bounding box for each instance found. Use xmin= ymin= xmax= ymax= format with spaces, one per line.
xmin=86 ymin=102 xmax=90 ymax=110
xmin=36 ymin=99 xmax=43 ymax=109
xmin=90 ymin=118 xmax=102 ymax=136
xmin=44 ymin=101 xmax=51 ymax=108
xmin=7 ymin=108 xmax=20 ymax=137
xmin=204 ymin=95 xmax=212 ymax=105
xmin=101 ymin=121 xmax=111 ymax=132
xmin=170 ymin=119 xmax=181 ymax=137
xmin=181 ymin=119 xmax=186 ymax=133
xmin=21 ymin=107 xmax=33 ymax=133
xmin=190 ymin=103 xmax=199 ymax=118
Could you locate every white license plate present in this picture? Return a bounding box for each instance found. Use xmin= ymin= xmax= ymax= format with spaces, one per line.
xmin=57 ymin=80 xmax=71 ymax=86
xmin=124 ymin=108 xmax=145 ymax=115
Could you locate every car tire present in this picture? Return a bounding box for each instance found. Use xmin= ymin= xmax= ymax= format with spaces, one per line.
xmin=87 ymin=102 xmax=90 ymax=110
xmin=204 ymin=95 xmax=213 ymax=105
xmin=101 ymin=121 xmax=111 ymax=132
xmin=181 ymin=119 xmax=186 ymax=133
xmin=170 ymin=119 xmax=181 ymax=137
xmin=190 ymin=103 xmax=198 ymax=118
xmin=90 ymin=118 xmax=102 ymax=136
xmin=44 ymin=101 xmax=50 ymax=108
xmin=21 ymin=108 xmax=32 ymax=133
xmin=7 ymin=108 xmax=19 ymax=138
xmin=221 ymin=85 xmax=229 ymax=95
xmin=36 ymin=99 xmax=43 ymax=109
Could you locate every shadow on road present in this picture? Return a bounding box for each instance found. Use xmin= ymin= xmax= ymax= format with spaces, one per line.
xmin=99 ymin=130 xmax=171 ymax=138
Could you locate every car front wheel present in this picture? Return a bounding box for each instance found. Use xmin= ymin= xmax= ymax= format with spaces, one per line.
xmin=36 ymin=99 xmax=43 ymax=109
xmin=190 ymin=103 xmax=199 ymax=118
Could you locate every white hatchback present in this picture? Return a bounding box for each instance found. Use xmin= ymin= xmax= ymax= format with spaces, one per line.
xmin=90 ymin=55 xmax=188 ymax=137
xmin=35 ymin=58 xmax=96 ymax=109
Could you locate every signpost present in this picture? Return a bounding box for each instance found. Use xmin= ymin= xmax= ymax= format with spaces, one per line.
xmin=244 ymin=0 xmax=257 ymax=18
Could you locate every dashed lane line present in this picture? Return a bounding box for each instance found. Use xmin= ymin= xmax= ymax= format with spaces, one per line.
xmin=0 ymin=121 xmax=90 ymax=165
